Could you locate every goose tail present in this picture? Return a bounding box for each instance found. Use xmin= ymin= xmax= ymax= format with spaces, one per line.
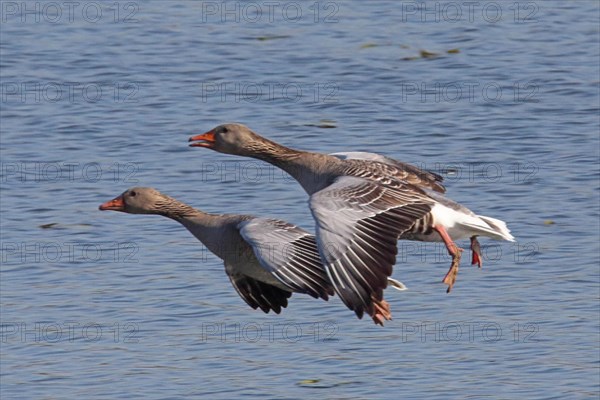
xmin=478 ymin=215 xmax=515 ymax=241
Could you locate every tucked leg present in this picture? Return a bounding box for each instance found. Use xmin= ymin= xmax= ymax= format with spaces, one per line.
xmin=470 ymin=236 xmax=482 ymax=268
xmin=370 ymin=296 xmax=392 ymax=326
xmin=433 ymin=225 xmax=463 ymax=293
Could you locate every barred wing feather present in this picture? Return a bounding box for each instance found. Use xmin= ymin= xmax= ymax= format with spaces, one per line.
xmin=309 ymin=176 xmax=433 ymax=318
xmin=238 ymin=218 xmax=334 ymax=300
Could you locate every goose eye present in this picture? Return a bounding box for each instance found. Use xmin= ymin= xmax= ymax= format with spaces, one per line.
xmin=222 ymin=127 xmax=228 ymax=133
xmin=130 ymin=191 xmax=137 ymax=197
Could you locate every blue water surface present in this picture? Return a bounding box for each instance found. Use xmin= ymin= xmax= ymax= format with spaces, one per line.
xmin=1 ymin=1 xmax=599 ymax=399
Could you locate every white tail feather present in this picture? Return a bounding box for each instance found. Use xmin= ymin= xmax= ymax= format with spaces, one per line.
xmin=387 ymin=278 xmax=407 ymax=291
xmin=478 ymin=215 xmax=515 ymax=241
xmin=430 ymin=203 xmax=514 ymax=242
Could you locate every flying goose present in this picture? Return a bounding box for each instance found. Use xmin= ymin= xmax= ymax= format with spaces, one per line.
xmin=99 ymin=187 xmax=406 ymax=325
xmin=189 ymin=124 xmax=514 ymax=320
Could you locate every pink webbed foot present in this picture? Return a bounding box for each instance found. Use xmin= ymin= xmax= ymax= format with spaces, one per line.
xmin=441 ymin=244 xmax=463 ymax=293
xmin=370 ymin=297 xmax=392 ymax=326
xmin=433 ymin=226 xmax=463 ymax=293
xmin=470 ymin=236 xmax=482 ymax=268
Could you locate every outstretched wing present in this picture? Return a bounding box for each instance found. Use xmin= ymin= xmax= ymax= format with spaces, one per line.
xmin=226 ymin=266 xmax=292 ymax=314
xmin=238 ymin=218 xmax=334 ymax=300
xmin=310 ymin=176 xmax=433 ymax=318
xmin=331 ymin=151 xmax=445 ymax=193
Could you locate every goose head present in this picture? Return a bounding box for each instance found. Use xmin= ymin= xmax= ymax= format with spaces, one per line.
xmin=99 ymin=187 xmax=169 ymax=215
xmin=189 ymin=123 xmax=272 ymax=156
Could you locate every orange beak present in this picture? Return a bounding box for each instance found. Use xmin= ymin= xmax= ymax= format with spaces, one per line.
xmin=99 ymin=195 xmax=125 ymax=211
xmin=188 ymin=130 xmax=215 ymax=148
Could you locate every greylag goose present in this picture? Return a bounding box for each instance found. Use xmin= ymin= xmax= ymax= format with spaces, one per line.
xmin=189 ymin=124 xmax=515 ymax=320
xmin=99 ymin=187 xmax=405 ymax=325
